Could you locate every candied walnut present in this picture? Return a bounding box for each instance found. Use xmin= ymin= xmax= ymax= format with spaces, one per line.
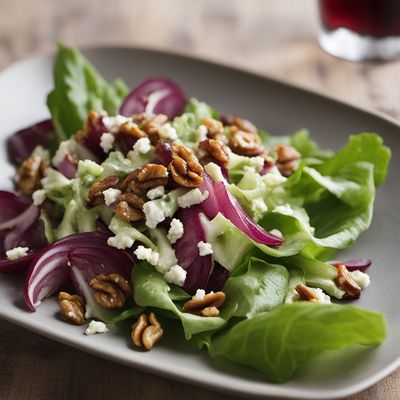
xmin=134 ymin=113 xmax=169 ymax=144
xmin=275 ymin=144 xmax=301 ymax=177
xmin=90 ymin=273 xmax=132 ymax=309
xmin=295 ymin=284 xmax=319 ymax=302
xmin=201 ymin=118 xmax=224 ymax=140
xmin=87 ymin=175 xmax=120 ymax=206
xmin=16 ymin=155 xmax=46 ymax=196
xmin=229 ymin=129 xmax=262 ymax=156
xmin=131 ymin=312 xmax=163 ymax=350
xmin=169 ymin=143 xmax=204 ymax=187
xmin=336 ymin=264 xmax=361 ymax=299
xmin=58 ymin=292 xmax=86 ymax=325
xmin=76 ymin=111 xmax=105 ymax=142
xmin=232 ymin=116 xmax=258 ymax=135
xmin=118 ymin=120 xmax=146 ymax=140
xmin=120 ymin=164 xmax=168 ymax=197
xmin=115 ymin=192 xmax=145 ymax=222
xmin=198 ymin=139 xmax=230 ymax=167
xmin=183 ymin=291 xmax=225 ymax=317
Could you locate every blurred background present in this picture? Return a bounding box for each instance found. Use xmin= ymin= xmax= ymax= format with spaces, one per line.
xmin=1 ymin=0 xmax=400 ymax=119
xmin=1 ymin=1 xmax=399 ymax=399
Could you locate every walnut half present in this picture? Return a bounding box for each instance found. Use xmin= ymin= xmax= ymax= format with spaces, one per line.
xmin=183 ymin=291 xmax=226 ymax=317
xmin=16 ymin=155 xmax=46 ymax=196
xmin=131 ymin=312 xmax=163 ymax=350
xmin=58 ymin=292 xmax=86 ymax=325
xmin=89 ymin=273 xmax=132 ymax=309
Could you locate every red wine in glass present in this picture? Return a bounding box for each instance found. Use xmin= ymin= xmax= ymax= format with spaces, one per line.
xmin=318 ymin=0 xmax=400 ymax=61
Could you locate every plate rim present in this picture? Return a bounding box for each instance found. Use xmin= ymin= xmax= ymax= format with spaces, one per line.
xmin=0 ymin=45 xmax=399 ymax=399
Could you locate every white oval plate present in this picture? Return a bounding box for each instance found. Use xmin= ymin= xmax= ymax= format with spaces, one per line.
xmin=0 ymin=47 xmax=399 ymax=399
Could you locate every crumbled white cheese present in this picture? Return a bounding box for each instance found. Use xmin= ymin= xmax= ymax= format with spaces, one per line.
xmin=143 ymin=200 xmax=165 ymax=228
xmin=350 ymin=270 xmax=371 ymax=288
xmin=84 ymin=320 xmax=109 ymax=335
xmin=103 ymin=115 xmax=131 ymax=133
xmin=167 ymin=218 xmax=184 ymax=244
xmin=269 ymin=229 xmax=283 ymax=238
xmin=251 ymin=198 xmax=268 ymax=221
xmin=164 ymin=265 xmax=187 ymax=286
xmin=107 ymin=235 xmax=134 ymax=249
xmin=204 ymin=162 xmax=224 ymax=183
xmin=198 ymin=241 xmax=213 ymax=256
xmin=147 ymin=186 xmax=165 ymax=200
xmin=32 ymin=189 xmax=46 ymax=206
xmin=197 ymin=124 xmax=208 ymax=142
xmin=159 ymin=123 xmax=178 ymax=140
xmin=52 ymin=141 xmax=70 ymax=166
xmin=6 ymin=246 xmax=29 ymax=260
xmin=273 ymin=204 xmax=294 ymax=216
xmin=133 ymin=137 xmax=152 ymax=154
xmin=177 ymin=189 xmax=209 ymax=208
xmin=134 ymin=245 xmax=159 ymax=266
xmin=312 ymin=287 xmax=331 ymax=304
xmin=193 ymin=289 xmax=206 ymax=301
xmin=100 ymin=132 xmax=115 ymax=153
xmin=249 ymin=156 xmax=265 ymax=171
xmin=103 ymin=188 xmax=121 ymax=206
xmin=263 ymin=166 xmax=287 ymax=187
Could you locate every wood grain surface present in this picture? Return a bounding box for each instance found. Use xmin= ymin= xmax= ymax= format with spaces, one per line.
xmin=0 ymin=0 xmax=399 ymax=399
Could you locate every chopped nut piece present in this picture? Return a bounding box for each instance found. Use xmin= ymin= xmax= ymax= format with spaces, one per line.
xmin=58 ymin=292 xmax=86 ymax=325
xmin=275 ymin=144 xmax=301 ymax=177
xmin=134 ymin=113 xmax=169 ymax=144
xmin=115 ymin=192 xmax=145 ymax=222
xmin=16 ymin=155 xmax=46 ymax=196
xmin=336 ymin=264 xmax=362 ymax=299
xmin=201 ymin=306 xmax=220 ymax=317
xmin=118 ymin=120 xmax=146 ymax=140
xmin=87 ymin=175 xmax=120 ymax=206
xmin=295 ymin=284 xmax=319 ymax=302
xmin=201 ymin=118 xmax=225 ymax=140
xmin=198 ymin=139 xmax=230 ymax=166
xmin=90 ymin=273 xmax=132 ymax=309
xmin=131 ymin=312 xmax=163 ymax=350
xmin=76 ymin=111 xmax=106 ymax=143
xmin=183 ymin=291 xmax=225 ymax=316
xmin=232 ymin=116 xmax=258 ymax=135
xmin=169 ymin=143 xmax=204 ymax=187
xmin=229 ymin=129 xmax=262 ymax=156
xmin=121 ymin=164 xmax=168 ymax=197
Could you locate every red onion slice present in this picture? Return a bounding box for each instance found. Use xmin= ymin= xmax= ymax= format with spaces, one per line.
xmin=331 ymin=259 xmax=372 ymax=271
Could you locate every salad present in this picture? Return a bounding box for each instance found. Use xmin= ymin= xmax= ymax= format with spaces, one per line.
xmin=0 ymin=44 xmax=391 ymax=383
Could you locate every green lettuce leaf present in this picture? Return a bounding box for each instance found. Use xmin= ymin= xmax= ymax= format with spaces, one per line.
xmin=132 ymin=262 xmax=226 ymax=339
xmin=212 ymin=303 xmax=386 ymax=382
xmin=223 ymin=257 xmax=288 ymax=318
xmin=47 ymin=43 xmax=128 ymax=142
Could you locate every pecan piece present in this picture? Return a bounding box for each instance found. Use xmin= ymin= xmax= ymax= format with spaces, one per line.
xmin=198 ymin=139 xmax=230 ymax=167
xmin=295 ymin=284 xmax=319 ymax=302
xmin=183 ymin=291 xmax=225 ymax=316
xmin=87 ymin=175 xmax=120 ymax=206
xmin=16 ymin=155 xmax=46 ymax=196
xmin=131 ymin=312 xmax=163 ymax=350
xmin=118 ymin=120 xmax=146 ymax=140
xmin=134 ymin=113 xmax=169 ymax=144
xmin=229 ymin=128 xmax=262 ymax=156
xmin=90 ymin=273 xmax=132 ymax=309
xmin=58 ymin=292 xmax=86 ymax=325
xmin=232 ymin=116 xmax=258 ymax=135
xmin=201 ymin=118 xmax=225 ymax=140
xmin=169 ymin=143 xmax=204 ymax=187
xmin=115 ymin=192 xmax=145 ymax=222
xmin=336 ymin=264 xmax=361 ymax=299
xmin=275 ymin=144 xmax=301 ymax=177
xmin=121 ymin=164 xmax=168 ymax=197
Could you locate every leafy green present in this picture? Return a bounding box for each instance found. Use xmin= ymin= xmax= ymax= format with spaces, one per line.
xmin=47 ymin=43 xmax=127 ymax=142
xmin=212 ymin=303 xmax=386 ymax=382
xmin=223 ymin=257 xmax=288 ymax=318
xmin=132 ymin=262 xmax=226 ymax=339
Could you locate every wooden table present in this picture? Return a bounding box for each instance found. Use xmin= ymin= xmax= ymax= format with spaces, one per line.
xmin=0 ymin=0 xmax=399 ymax=398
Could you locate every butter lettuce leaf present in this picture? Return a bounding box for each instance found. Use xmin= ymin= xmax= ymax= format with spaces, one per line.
xmin=212 ymin=303 xmax=386 ymax=382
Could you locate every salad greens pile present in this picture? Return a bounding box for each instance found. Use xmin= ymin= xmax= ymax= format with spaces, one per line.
xmin=1 ymin=44 xmax=390 ymax=383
